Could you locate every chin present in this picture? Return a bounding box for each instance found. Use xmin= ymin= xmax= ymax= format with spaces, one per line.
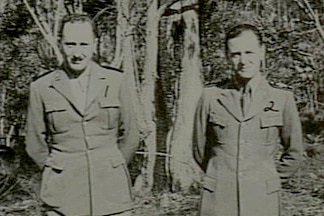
xmin=237 ymin=73 xmax=251 ymax=79
xmin=237 ymin=71 xmax=257 ymax=79
xmin=70 ymin=65 xmax=87 ymax=72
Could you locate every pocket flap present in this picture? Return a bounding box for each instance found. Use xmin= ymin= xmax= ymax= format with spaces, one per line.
xmin=266 ymin=178 xmax=281 ymax=194
xmin=261 ymin=115 xmax=283 ymax=128
xmin=98 ymin=98 xmax=120 ymax=108
xmin=111 ymin=152 xmax=126 ymax=168
xmin=209 ymin=113 xmax=226 ymax=127
xmin=44 ymin=101 xmax=67 ymax=112
xmin=45 ymin=157 xmax=65 ymax=171
xmin=202 ymin=175 xmax=217 ymax=192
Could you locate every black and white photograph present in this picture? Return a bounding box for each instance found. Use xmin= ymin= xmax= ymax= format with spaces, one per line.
xmin=0 ymin=0 xmax=323 ymax=215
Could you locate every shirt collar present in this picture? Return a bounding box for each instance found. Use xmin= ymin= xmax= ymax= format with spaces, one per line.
xmin=245 ymin=72 xmax=262 ymax=95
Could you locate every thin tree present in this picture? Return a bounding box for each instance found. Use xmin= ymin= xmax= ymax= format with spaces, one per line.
xmin=165 ymin=0 xmax=202 ymax=191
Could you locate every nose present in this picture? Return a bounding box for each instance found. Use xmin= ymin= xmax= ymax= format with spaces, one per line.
xmin=72 ymin=51 xmax=82 ymax=58
xmin=239 ymin=53 xmax=248 ymax=65
xmin=70 ymin=45 xmax=84 ymax=56
xmin=71 ymin=47 xmax=84 ymax=58
xmin=70 ymin=52 xmax=83 ymax=62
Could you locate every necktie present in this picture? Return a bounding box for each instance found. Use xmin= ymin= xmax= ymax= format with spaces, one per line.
xmin=241 ymin=85 xmax=251 ymax=116
xmin=78 ymin=74 xmax=90 ymax=112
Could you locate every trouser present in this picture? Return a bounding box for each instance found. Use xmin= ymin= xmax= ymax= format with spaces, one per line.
xmin=46 ymin=210 xmax=132 ymax=216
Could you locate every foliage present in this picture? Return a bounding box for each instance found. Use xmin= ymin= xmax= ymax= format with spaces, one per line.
xmin=2 ymin=148 xmax=324 ymax=215
xmin=0 ymin=0 xmax=42 ymax=137
xmin=83 ymin=0 xmax=117 ymax=64
xmin=200 ymin=0 xmax=324 ymax=134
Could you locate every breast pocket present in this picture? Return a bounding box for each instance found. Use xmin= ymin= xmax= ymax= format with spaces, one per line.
xmin=98 ymin=98 xmax=120 ymax=130
xmin=44 ymin=102 xmax=70 ymax=133
xmin=260 ymin=113 xmax=283 ymax=144
xmin=209 ymin=112 xmax=227 ymax=143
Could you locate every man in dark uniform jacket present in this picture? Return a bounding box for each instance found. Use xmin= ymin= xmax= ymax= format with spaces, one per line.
xmin=193 ymin=24 xmax=303 ymax=216
xmin=26 ymin=14 xmax=139 ymax=216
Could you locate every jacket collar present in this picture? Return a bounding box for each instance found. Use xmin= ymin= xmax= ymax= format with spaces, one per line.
xmin=218 ymin=76 xmax=274 ymax=122
xmin=85 ymin=63 xmax=108 ymax=110
xmin=50 ymin=62 xmax=109 ymax=115
xmin=244 ymin=77 xmax=274 ymax=120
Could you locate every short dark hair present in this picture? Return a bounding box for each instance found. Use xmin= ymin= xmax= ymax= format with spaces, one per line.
xmin=58 ymin=14 xmax=97 ymax=39
xmin=225 ymin=24 xmax=262 ymax=54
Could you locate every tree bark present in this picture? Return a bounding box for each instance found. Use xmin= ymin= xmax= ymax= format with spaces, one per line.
xmin=23 ymin=0 xmax=64 ymax=65
xmin=167 ymin=0 xmax=203 ymax=191
xmin=115 ymin=0 xmax=150 ymax=190
xmin=139 ymin=0 xmax=160 ymax=192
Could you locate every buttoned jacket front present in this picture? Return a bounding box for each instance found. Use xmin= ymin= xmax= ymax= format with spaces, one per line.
xmin=26 ymin=63 xmax=139 ymax=215
xmin=193 ymin=77 xmax=303 ymax=216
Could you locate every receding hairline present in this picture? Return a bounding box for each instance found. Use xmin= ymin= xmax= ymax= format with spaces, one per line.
xmin=58 ymin=14 xmax=97 ymax=40
xmin=62 ymin=21 xmax=93 ymax=32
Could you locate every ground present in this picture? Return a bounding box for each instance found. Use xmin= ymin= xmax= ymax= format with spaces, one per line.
xmin=1 ymin=143 xmax=324 ymax=216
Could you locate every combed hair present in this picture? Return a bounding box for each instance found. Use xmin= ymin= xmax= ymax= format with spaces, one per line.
xmin=225 ymin=24 xmax=262 ymax=54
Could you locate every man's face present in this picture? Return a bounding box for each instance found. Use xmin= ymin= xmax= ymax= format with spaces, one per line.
xmin=227 ymin=30 xmax=264 ymax=80
xmin=60 ymin=22 xmax=96 ymax=73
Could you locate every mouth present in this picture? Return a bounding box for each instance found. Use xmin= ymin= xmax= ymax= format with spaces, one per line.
xmin=70 ymin=56 xmax=84 ymax=64
xmin=238 ymin=67 xmax=251 ymax=73
xmin=239 ymin=65 xmax=249 ymax=70
xmin=71 ymin=59 xmax=84 ymax=65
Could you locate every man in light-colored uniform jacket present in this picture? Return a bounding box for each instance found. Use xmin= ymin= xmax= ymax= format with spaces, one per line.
xmin=193 ymin=24 xmax=303 ymax=216
xmin=26 ymin=14 xmax=139 ymax=216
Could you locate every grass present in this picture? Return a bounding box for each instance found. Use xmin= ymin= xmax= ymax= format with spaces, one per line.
xmin=1 ymin=142 xmax=324 ymax=216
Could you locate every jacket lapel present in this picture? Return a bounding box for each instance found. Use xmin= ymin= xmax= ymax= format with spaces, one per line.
xmin=218 ymin=89 xmax=243 ymax=122
xmin=50 ymin=70 xmax=83 ymax=115
xmin=244 ymin=78 xmax=273 ymax=120
xmin=85 ymin=63 xmax=108 ymax=111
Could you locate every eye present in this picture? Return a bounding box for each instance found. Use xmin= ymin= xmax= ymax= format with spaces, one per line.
xmin=230 ymin=52 xmax=240 ymax=58
xmin=64 ymin=42 xmax=76 ymax=48
xmin=80 ymin=42 xmax=90 ymax=47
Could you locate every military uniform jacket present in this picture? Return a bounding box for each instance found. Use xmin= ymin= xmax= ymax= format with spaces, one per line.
xmin=26 ymin=63 xmax=139 ymax=215
xmin=193 ymin=77 xmax=303 ymax=216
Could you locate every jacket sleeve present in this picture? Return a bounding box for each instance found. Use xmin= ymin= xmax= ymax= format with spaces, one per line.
xmin=192 ymin=90 xmax=210 ymax=171
xmin=278 ymin=91 xmax=304 ymax=179
xmin=117 ymin=76 xmax=139 ymax=164
xmin=25 ymin=82 xmax=49 ymax=169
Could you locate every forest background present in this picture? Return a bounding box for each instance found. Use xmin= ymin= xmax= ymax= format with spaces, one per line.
xmin=0 ymin=0 xmax=324 ymax=215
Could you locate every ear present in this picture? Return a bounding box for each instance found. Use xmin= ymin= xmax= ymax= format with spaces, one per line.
xmin=260 ymin=44 xmax=265 ymax=60
xmin=58 ymin=39 xmax=63 ymax=51
xmin=226 ymin=51 xmax=230 ymax=60
xmin=93 ymin=38 xmax=98 ymax=53
xmin=260 ymin=44 xmax=266 ymax=75
xmin=226 ymin=51 xmax=235 ymax=67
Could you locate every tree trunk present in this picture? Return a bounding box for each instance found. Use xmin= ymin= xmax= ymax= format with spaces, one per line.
xmin=24 ymin=0 xmax=64 ymax=65
xmin=167 ymin=0 xmax=203 ymax=191
xmin=112 ymin=0 xmax=124 ymax=68
xmin=115 ymin=0 xmax=150 ymax=192
xmin=0 ymin=87 xmax=6 ymax=141
xmin=118 ymin=0 xmax=143 ymax=130
xmin=139 ymin=0 xmax=160 ymax=192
